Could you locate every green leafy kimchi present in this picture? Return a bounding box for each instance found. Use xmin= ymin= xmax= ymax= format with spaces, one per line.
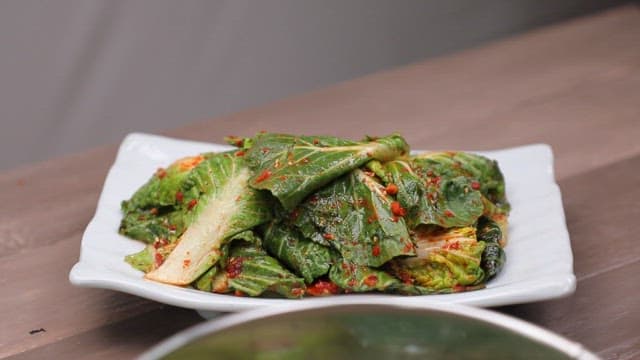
xmin=120 ymin=133 xmax=509 ymax=298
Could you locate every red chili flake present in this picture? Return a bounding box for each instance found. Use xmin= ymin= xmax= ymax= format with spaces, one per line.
xmin=255 ymin=170 xmax=272 ymax=183
xmin=153 ymin=238 xmax=169 ymax=249
xmin=279 ymin=175 xmax=287 ymax=181
xmin=168 ymin=224 xmax=177 ymax=231
xmin=291 ymin=288 xmax=305 ymax=297
xmin=391 ymin=201 xmax=406 ymax=217
xmin=364 ymin=275 xmax=378 ymax=287
xmin=226 ymin=257 xmax=244 ymax=278
xmin=432 ymin=176 xmax=441 ymax=186
xmin=399 ymin=271 xmax=414 ymax=285
xmin=234 ymin=150 xmax=245 ymax=157
xmin=226 ymin=135 xmax=244 ymax=147
xmin=323 ymin=233 xmax=335 ymax=240
xmin=453 ymin=285 xmax=465 ymax=293
xmin=155 ymin=168 xmax=167 ymax=179
xmin=447 ymin=241 xmax=461 ymax=250
xmin=149 ymin=207 xmax=159 ymax=215
xmin=154 ymin=253 xmax=164 ymax=266
xmin=187 ymin=199 xmax=198 ymax=210
xmin=372 ymin=244 xmax=381 ymax=257
xmin=290 ymin=209 xmax=300 ymax=221
xmin=385 ymin=183 xmax=399 ymax=195
xmin=471 ymin=181 xmax=481 ymax=190
xmin=306 ymin=280 xmax=340 ymax=296
xmin=444 ymin=209 xmax=455 ymax=218
xmin=403 ymin=242 xmax=414 ymax=253
xmin=175 ymin=191 xmax=184 ymax=203
xmin=183 ymin=259 xmax=191 ymax=268
xmin=234 ymin=290 xmax=246 ymax=297
xmin=309 ymin=195 xmax=319 ymax=204
xmin=261 ymin=147 xmax=270 ymax=154
xmin=313 ymin=139 xmax=320 ymax=145
xmin=178 ymin=155 xmax=205 ymax=171
xmin=426 ymin=169 xmax=434 ymax=177
xmin=347 ymin=279 xmax=357 ymax=287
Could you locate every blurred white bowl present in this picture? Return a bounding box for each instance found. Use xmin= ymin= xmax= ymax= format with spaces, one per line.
xmin=140 ymin=299 xmax=597 ymax=360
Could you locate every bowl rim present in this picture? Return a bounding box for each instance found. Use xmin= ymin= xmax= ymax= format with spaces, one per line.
xmin=138 ymin=298 xmax=598 ymax=360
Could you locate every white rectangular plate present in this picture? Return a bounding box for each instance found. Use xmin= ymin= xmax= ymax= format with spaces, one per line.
xmin=70 ymin=133 xmax=575 ymax=312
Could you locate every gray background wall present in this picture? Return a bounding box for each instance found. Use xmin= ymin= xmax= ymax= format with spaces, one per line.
xmin=0 ymin=0 xmax=625 ymax=170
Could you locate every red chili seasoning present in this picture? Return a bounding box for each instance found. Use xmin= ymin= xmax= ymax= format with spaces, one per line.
xmin=187 ymin=199 xmax=198 ymax=210
xmin=153 ymin=238 xmax=168 ymax=249
xmin=290 ymin=209 xmax=300 ymax=221
xmin=385 ymin=183 xmax=399 ymax=195
xmin=403 ymin=242 xmax=414 ymax=253
xmin=255 ymin=170 xmax=272 ymax=183
xmin=390 ymin=201 xmax=406 ymax=217
xmin=279 ymin=175 xmax=287 ymax=181
xmin=447 ymin=241 xmax=461 ymax=250
xmin=226 ymin=135 xmax=244 ymax=147
xmin=291 ymin=288 xmax=305 ymax=297
xmin=261 ymin=147 xmax=270 ymax=154
xmin=178 ymin=155 xmax=205 ymax=171
xmin=471 ymin=181 xmax=481 ymax=190
xmin=226 ymin=257 xmax=244 ymax=278
xmin=432 ymin=176 xmax=441 ymax=186
xmin=149 ymin=207 xmax=158 ymax=215
xmin=154 ymin=253 xmax=164 ymax=267
xmin=155 ymin=168 xmax=167 ymax=179
xmin=313 ymin=139 xmax=320 ymax=145
xmin=444 ymin=209 xmax=455 ymax=218
xmin=347 ymin=279 xmax=357 ymax=287
xmin=399 ymin=271 xmax=413 ymax=285
xmin=323 ymin=233 xmax=335 ymax=240
xmin=183 ymin=259 xmax=191 ymax=268
xmin=364 ymin=275 xmax=378 ymax=287
xmin=306 ymin=280 xmax=340 ymax=296
xmin=234 ymin=150 xmax=245 ymax=157
xmin=372 ymin=244 xmax=381 ymax=257
xmin=234 ymin=290 xmax=246 ymax=297
xmin=426 ymin=169 xmax=434 ymax=177
xmin=175 ymin=191 xmax=184 ymax=203
xmin=168 ymin=224 xmax=177 ymax=231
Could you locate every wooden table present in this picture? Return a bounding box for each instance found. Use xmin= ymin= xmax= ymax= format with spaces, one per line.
xmin=2 ymin=5 xmax=639 ymax=359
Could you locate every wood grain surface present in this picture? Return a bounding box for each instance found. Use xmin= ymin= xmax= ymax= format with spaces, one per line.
xmin=1 ymin=5 xmax=639 ymax=359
